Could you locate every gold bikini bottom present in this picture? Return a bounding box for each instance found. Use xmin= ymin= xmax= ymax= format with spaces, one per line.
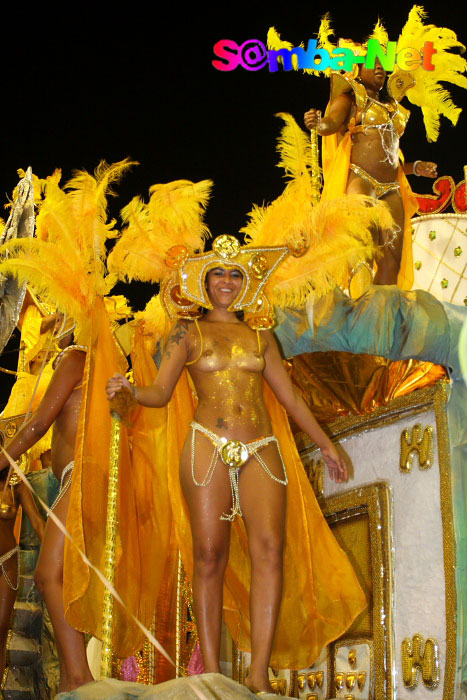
xmin=190 ymin=421 xmax=288 ymax=521
xmin=350 ymin=163 xmax=400 ymax=199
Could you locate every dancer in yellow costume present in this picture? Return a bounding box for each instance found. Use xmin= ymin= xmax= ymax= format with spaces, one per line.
xmin=305 ymin=58 xmax=435 ymax=287
xmin=270 ymin=7 xmax=467 ymax=289
xmin=106 ymin=130 xmax=393 ymax=693
xmin=0 ymin=161 xmax=141 ymax=691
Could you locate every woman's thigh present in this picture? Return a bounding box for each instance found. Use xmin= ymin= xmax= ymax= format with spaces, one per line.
xmin=238 ymin=443 xmax=286 ymax=546
xmin=35 ymin=487 xmax=71 ymax=582
xmin=180 ymin=431 xmax=232 ymax=547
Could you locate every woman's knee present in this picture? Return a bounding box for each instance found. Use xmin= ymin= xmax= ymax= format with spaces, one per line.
xmin=34 ymin=563 xmax=61 ymax=595
xmin=193 ymin=542 xmax=229 ymax=578
xmin=249 ymin=532 xmax=284 ymax=569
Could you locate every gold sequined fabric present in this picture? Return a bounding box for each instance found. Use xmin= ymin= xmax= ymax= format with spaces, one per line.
xmin=287 ymin=352 xmax=447 ymax=427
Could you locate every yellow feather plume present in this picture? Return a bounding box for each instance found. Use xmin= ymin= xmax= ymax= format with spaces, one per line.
xmin=133 ymin=295 xmax=169 ymax=353
xmin=395 ymin=5 xmax=467 ymax=141
xmin=275 ymin=112 xmax=313 ymax=181
xmin=243 ymin=114 xmax=392 ymax=307
xmin=317 ymin=14 xmax=336 ymax=55
xmin=108 ymin=179 xmax=213 ymax=283
xmin=0 ymin=159 xmax=134 ymax=344
xmin=369 ymin=18 xmax=388 ymax=48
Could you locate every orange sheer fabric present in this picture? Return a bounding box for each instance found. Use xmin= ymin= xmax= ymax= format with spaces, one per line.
xmin=64 ymin=303 xmax=151 ymax=657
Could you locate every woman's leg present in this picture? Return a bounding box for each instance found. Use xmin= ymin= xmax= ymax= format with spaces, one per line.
xmin=34 ymin=488 xmax=93 ymax=692
xmin=346 ymin=171 xmax=405 ymax=286
xmin=374 ymin=190 xmax=405 ymax=285
xmin=180 ymin=433 xmax=233 ymax=673
xmin=0 ymin=553 xmax=18 ymax=683
xmin=239 ymin=444 xmax=286 ymax=694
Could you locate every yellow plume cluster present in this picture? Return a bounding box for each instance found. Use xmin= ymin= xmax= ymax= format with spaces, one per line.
xmin=369 ymin=18 xmax=389 ymax=48
xmin=395 ymin=5 xmax=467 ymax=141
xmin=133 ymin=295 xmax=169 ymax=353
xmin=108 ymin=179 xmax=213 ymax=283
xmin=242 ymin=114 xmax=392 ymax=307
xmin=0 ymin=159 xmax=134 ymax=344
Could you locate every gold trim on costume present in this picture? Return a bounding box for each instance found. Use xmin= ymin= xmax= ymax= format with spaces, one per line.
xmin=349 ymin=164 xmax=400 ymax=199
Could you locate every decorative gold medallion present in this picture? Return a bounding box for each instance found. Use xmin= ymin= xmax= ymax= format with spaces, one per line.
xmin=247 ymin=315 xmax=275 ymax=331
xmin=248 ymin=253 xmax=269 ymax=279
xmin=170 ymin=285 xmax=195 ymax=308
xmin=165 ymin=245 xmax=189 ymax=269
xmin=287 ymin=235 xmax=308 ymax=258
xmin=400 ymin=424 xmax=434 ymax=471
xmin=212 ymin=235 xmax=240 ymax=260
xmin=401 ymin=634 xmax=440 ymax=689
xmin=220 ymin=440 xmax=249 ymax=468
xmin=5 ymin=422 xmax=16 ymax=439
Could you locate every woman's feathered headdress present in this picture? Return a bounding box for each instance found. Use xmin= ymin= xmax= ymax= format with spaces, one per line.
xmin=0 ymin=159 xmax=135 ymax=345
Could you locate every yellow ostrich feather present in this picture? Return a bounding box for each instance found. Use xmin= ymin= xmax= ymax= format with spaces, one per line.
xmin=275 ymin=112 xmax=313 ymax=181
xmin=0 ymin=159 xmax=134 ymax=344
xmin=243 ymin=114 xmax=391 ymax=307
xmin=395 ymin=5 xmax=467 ymax=141
xmin=369 ymin=18 xmax=388 ymax=48
xmin=108 ymin=179 xmax=213 ymax=283
xmin=317 ymin=14 xmax=336 ymax=55
xmin=133 ymin=295 xmax=169 ymax=353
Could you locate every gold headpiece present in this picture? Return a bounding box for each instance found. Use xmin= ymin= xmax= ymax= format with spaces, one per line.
xmin=161 ymin=235 xmax=289 ymax=327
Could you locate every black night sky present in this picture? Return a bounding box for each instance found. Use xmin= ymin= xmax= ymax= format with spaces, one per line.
xmin=1 ymin=1 xmax=466 ymax=404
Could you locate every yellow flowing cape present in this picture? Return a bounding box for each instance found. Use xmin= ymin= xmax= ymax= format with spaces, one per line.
xmin=321 ymin=132 xmax=418 ymax=290
xmin=64 ymin=302 xmax=158 ymax=657
xmin=131 ymin=324 xmax=367 ymax=669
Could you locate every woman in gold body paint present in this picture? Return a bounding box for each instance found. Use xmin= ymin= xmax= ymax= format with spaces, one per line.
xmin=107 ymin=266 xmax=348 ymax=695
xmin=305 ymin=58 xmax=437 ymax=286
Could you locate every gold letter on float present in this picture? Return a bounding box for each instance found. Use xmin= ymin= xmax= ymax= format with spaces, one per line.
xmin=400 ymin=424 xmax=434 ymax=472
xmin=401 ymin=634 xmax=440 ymax=688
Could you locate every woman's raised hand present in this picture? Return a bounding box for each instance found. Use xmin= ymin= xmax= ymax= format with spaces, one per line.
xmin=106 ymin=373 xmax=132 ymax=401
xmin=321 ymin=442 xmax=348 ymax=483
xmin=304 ymin=108 xmax=322 ymax=130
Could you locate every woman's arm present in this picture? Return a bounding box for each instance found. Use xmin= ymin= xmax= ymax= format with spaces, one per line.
xmin=262 ymin=331 xmax=347 ymax=482
xmin=17 ymin=482 xmax=45 ymax=541
xmin=304 ymin=93 xmax=353 ymax=136
xmin=0 ymin=350 xmax=85 ymax=472
xmin=106 ymin=320 xmax=191 ymax=408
